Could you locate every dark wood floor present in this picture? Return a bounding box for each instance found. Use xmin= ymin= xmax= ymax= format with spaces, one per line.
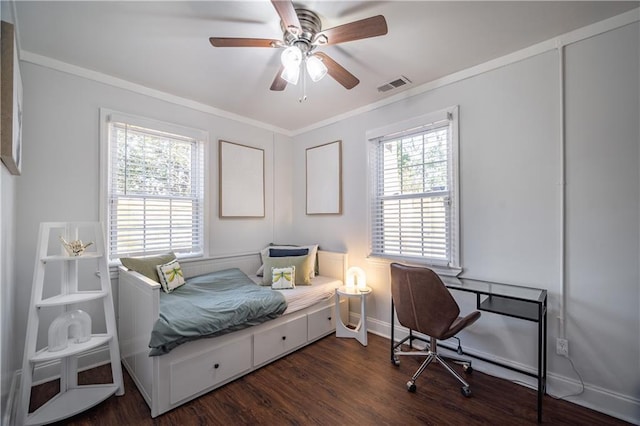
xmin=30 ymin=333 xmax=629 ymax=425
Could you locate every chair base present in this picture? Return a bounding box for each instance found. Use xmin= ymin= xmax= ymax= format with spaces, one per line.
xmin=393 ymin=335 xmax=473 ymax=397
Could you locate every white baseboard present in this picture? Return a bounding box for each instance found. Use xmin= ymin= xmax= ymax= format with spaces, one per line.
xmin=3 ymin=373 xmax=18 ymax=426
xmin=358 ymin=313 xmax=640 ymax=424
xmin=545 ymin=372 xmax=640 ymax=424
xmin=6 ymin=346 xmax=112 ymax=425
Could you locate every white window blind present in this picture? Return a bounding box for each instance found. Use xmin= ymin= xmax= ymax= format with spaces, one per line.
xmin=370 ymin=109 xmax=459 ymax=269
xmin=106 ymin=116 xmax=205 ymax=260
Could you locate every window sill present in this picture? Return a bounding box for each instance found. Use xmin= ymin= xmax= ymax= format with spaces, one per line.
xmin=366 ymin=255 xmax=462 ymax=277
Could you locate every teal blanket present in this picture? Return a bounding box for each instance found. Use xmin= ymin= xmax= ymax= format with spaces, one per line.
xmin=149 ymin=268 xmax=287 ymax=356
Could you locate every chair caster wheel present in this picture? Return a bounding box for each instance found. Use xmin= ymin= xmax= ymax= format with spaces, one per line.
xmin=461 ymin=387 xmax=472 ymax=397
xmin=463 ymin=364 xmax=473 ymax=374
xmin=407 ymin=381 xmax=417 ymax=393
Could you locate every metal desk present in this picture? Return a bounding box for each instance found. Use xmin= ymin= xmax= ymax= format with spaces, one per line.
xmin=390 ymin=276 xmax=547 ymax=422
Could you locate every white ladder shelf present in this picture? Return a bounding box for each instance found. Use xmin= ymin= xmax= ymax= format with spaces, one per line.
xmin=17 ymin=222 xmax=124 ymax=425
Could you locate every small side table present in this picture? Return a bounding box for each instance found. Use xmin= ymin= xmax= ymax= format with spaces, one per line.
xmin=335 ymin=285 xmax=372 ymax=346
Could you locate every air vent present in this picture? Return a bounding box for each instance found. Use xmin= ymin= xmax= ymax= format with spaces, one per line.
xmin=377 ymin=76 xmax=412 ymax=92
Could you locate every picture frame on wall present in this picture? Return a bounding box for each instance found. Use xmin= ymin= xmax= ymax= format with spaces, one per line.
xmin=219 ymin=140 xmax=265 ymax=218
xmin=1 ymin=21 xmax=23 ymax=176
xmin=306 ymin=140 xmax=342 ymax=215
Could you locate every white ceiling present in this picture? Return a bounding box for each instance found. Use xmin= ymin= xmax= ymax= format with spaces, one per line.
xmin=13 ymin=1 xmax=639 ymax=133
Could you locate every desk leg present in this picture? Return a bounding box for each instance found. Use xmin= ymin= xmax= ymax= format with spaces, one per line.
xmin=537 ymin=302 xmax=545 ymax=423
xmin=543 ymin=301 xmax=548 ymax=393
xmin=391 ymin=300 xmax=395 ymax=362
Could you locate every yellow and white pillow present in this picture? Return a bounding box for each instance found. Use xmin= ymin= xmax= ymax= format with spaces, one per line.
xmin=156 ymin=259 xmax=185 ymax=293
xmin=271 ymin=266 xmax=295 ymax=290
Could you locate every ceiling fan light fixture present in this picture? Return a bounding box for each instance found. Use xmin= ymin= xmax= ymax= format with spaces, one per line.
xmin=306 ymin=55 xmax=327 ymax=82
xmin=281 ymin=63 xmax=300 ymax=85
xmin=209 ymin=1 xmax=388 ymax=94
xmin=281 ymin=45 xmax=302 ymax=68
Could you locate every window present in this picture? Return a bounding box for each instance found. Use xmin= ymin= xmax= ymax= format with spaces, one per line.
xmin=102 ymin=111 xmax=206 ymax=260
xmin=369 ymin=107 xmax=459 ymax=271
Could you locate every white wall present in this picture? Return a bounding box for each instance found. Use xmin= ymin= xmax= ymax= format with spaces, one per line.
xmin=9 ymin=61 xmax=292 ymax=385
xmin=0 ymin=2 xmax=19 ymax=423
xmin=564 ymin=22 xmax=640 ymax=410
xmin=292 ymin=48 xmax=560 ymax=373
xmin=291 ymin=22 xmax=639 ymax=422
xmin=0 ymin=163 xmax=17 ymax=424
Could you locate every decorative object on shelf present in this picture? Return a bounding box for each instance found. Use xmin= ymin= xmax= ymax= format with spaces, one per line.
xmin=48 ymin=310 xmax=92 ymax=352
xmin=346 ymin=266 xmax=367 ymax=292
xmin=1 ymin=20 xmax=23 ymax=175
xmin=59 ymin=235 xmax=93 ymax=256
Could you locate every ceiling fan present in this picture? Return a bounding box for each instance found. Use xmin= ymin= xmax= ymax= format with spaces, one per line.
xmin=209 ymin=0 xmax=388 ymax=92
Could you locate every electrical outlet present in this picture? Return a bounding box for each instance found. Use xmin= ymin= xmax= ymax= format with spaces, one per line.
xmin=556 ymin=338 xmax=569 ymax=357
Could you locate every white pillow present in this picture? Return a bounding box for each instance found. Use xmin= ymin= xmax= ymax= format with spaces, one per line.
xmin=156 ymin=259 xmax=186 ymax=293
xmin=271 ymin=266 xmax=295 ymax=290
xmin=257 ymin=244 xmax=318 ymax=279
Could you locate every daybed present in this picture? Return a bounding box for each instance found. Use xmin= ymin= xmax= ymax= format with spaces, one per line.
xmin=118 ymin=250 xmax=348 ymax=417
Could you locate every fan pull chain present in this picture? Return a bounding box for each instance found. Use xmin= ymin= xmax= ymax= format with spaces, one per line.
xmin=299 ymin=67 xmax=307 ymax=103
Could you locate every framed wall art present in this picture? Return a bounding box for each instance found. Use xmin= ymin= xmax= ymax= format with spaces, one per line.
xmin=1 ymin=21 xmax=23 ymax=175
xmin=219 ymin=140 xmax=265 ymax=218
xmin=306 ymin=140 xmax=342 ymax=215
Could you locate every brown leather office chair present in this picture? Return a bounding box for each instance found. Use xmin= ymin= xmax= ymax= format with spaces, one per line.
xmin=390 ymin=263 xmax=481 ymax=396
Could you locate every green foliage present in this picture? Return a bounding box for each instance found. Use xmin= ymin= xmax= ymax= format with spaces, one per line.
xmin=384 ymin=128 xmax=448 ymax=196
xmin=114 ymin=127 xmax=196 ymax=197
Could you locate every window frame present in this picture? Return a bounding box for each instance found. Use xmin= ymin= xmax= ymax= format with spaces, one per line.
xmin=99 ymin=108 xmax=209 ymax=262
xmin=367 ymin=106 xmax=461 ymax=275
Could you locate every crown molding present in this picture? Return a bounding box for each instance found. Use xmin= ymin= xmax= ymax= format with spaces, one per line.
xmin=291 ymin=7 xmax=639 ymax=136
xmin=17 ymin=7 xmax=639 ymax=138
xmin=18 ymin=51 xmax=293 ymax=137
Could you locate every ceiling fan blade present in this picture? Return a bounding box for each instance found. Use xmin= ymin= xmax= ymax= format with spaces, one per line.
xmin=317 ymin=15 xmax=388 ymax=45
xmin=209 ymin=37 xmax=281 ymax=48
xmin=270 ymin=66 xmax=287 ymax=91
xmin=271 ymin=0 xmax=301 ymax=33
xmin=314 ymin=52 xmax=359 ymax=90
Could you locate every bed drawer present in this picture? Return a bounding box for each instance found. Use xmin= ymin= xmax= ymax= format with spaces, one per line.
xmin=253 ymin=314 xmax=307 ymax=366
xmin=169 ymin=335 xmax=252 ymax=404
xmin=307 ymin=304 xmax=336 ymax=341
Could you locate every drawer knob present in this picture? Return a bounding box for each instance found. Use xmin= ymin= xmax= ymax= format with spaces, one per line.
xmin=282 ymin=336 xmax=286 ymax=341
xmin=328 ymin=316 xmax=332 ymax=320
xmin=213 ymin=363 xmax=220 ymax=369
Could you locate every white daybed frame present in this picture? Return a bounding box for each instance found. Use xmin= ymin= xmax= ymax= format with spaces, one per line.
xmin=118 ymin=250 xmax=348 ymax=418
